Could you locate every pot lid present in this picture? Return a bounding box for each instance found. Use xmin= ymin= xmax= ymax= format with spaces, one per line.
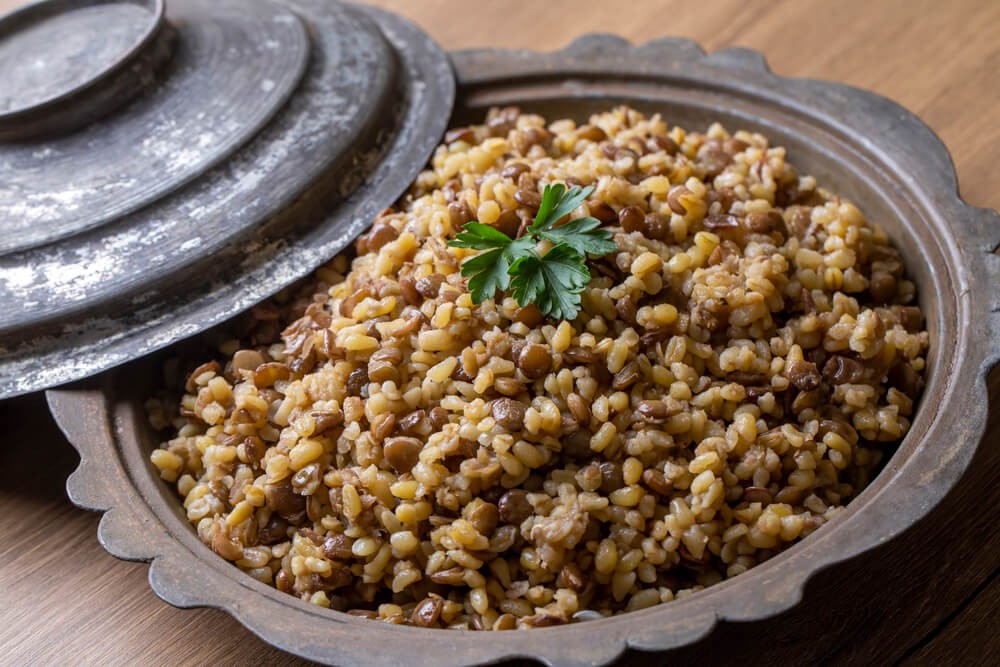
xmin=0 ymin=0 xmax=455 ymax=398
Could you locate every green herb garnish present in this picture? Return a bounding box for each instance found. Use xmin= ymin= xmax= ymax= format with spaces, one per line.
xmin=447 ymin=184 xmax=615 ymax=320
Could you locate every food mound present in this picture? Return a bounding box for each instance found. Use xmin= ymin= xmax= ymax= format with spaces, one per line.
xmin=149 ymin=106 xmax=929 ymax=630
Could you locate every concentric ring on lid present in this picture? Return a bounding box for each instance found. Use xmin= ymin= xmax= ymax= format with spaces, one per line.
xmin=0 ymin=0 xmax=311 ymax=255
xmin=0 ymin=0 xmax=455 ymax=399
xmin=0 ymin=0 xmax=168 ymax=138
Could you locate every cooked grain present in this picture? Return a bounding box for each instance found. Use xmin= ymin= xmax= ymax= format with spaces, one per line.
xmin=150 ymin=106 xmax=929 ymax=630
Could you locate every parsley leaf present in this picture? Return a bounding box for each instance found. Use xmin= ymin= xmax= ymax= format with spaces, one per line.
xmin=459 ymin=247 xmax=511 ymax=302
xmin=446 ymin=181 xmax=617 ymax=320
xmin=536 ymin=216 xmax=617 ymax=257
xmin=529 ymin=183 xmax=615 ymax=257
xmin=509 ymin=244 xmax=590 ymax=321
xmin=453 ymin=224 xmax=534 ymax=303
xmin=529 ymin=184 xmax=594 ymax=234
xmin=448 ymin=222 xmax=515 ymax=250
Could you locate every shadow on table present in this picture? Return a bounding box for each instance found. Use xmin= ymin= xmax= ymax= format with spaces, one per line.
xmin=0 ymin=392 xmax=79 ymax=503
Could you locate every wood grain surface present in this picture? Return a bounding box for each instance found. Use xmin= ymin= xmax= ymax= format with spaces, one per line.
xmin=1 ymin=0 xmax=998 ymax=665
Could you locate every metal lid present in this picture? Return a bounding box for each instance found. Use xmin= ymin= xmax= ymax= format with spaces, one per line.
xmin=0 ymin=0 xmax=455 ymax=398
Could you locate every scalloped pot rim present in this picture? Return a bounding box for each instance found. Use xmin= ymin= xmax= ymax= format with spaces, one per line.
xmin=47 ymin=27 xmax=1000 ymax=667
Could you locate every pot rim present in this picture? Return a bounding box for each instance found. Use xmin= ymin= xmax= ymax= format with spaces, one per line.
xmin=47 ymin=26 xmax=1000 ymax=667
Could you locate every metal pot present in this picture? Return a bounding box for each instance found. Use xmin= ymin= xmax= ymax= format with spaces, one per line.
xmin=47 ymin=23 xmax=1000 ymax=667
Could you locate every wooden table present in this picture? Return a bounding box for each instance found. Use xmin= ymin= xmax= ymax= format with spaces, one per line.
xmin=1 ymin=0 xmax=998 ymax=664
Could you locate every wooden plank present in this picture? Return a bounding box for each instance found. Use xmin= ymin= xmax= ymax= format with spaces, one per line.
xmin=903 ymin=570 xmax=1000 ymax=665
xmin=0 ymin=393 xmax=311 ymax=666
xmin=0 ymin=0 xmax=998 ymax=664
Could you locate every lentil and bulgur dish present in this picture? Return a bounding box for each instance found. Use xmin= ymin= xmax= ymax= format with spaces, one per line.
xmin=149 ymin=106 xmax=929 ymax=630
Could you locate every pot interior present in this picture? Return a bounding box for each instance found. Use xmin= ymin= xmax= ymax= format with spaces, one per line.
xmin=114 ymin=83 xmax=955 ymax=644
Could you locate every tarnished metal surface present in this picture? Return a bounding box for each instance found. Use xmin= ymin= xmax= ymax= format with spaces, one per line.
xmin=0 ymin=0 xmax=455 ymax=398
xmin=0 ymin=1 xmax=154 ymax=111
xmin=48 ymin=33 xmax=1000 ymax=666
xmin=0 ymin=0 xmax=311 ymax=253
xmin=0 ymin=0 xmax=168 ymax=139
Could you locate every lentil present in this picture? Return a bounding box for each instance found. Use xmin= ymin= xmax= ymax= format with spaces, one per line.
xmin=516 ymin=343 xmax=552 ymax=379
xmin=492 ymin=398 xmax=527 ymax=432
xmin=383 ymin=437 xmax=423 ymax=474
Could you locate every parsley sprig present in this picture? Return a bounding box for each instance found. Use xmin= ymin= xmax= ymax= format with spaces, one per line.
xmin=447 ymin=183 xmax=615 ymax=320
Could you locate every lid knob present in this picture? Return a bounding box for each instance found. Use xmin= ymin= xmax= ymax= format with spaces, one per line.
xmin=0 ymin=0 xmax=174 ymax=140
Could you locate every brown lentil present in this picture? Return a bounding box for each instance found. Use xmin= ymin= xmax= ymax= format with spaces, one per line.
xmin=467 ymin=501 xmax=500 ymax=537
xmin=823 ymin=355 xmax=865 ymax=385
xmin=491 ymin=398 xmax=527 ymax=432
xmin=358 ymin=220 xmax=398 ymax=254
xmin=322 ymin=534 xmax=354 ymax=560
xmin=667 ymin=185 xmax=693 ymax=215
xmin=618 ymin=205 xmax=646 ymax=234
xmin=566 ymin=393 xmax=590 ymax=424
xmin=251 ymin=362 xmax=289 ymax=388
xmin=231 ymin=349 xmax=265 ymax=374
xmin=444 ymin=127 xmax=475 ymax=144
xmin=588 ymin=200 xmax=617 ymax=224
xmin=786 ymin=359 xmax=822 ymax=391
xmin=647 ymin=134 xmax=679 ymax=155
xmin=703 ymin=213 xmax=740 ymax=231
xmin=495 ymin=209 xmax=521 ymax=238
xmin=516 ymin=343 xmax=552 ymax=379
xmin=415 ymin=274 xmax=445 ymax=299
xmin=501 ymin=162 xmax=530 ymax=181
xmin=513 ymin=304 xmax=544 ymax=327
xmin=498 ymin=490 xmax=532 ymax=524
xmin=577 ymin=124 xmax=608 ymax=142
xmin=382 ymin=437 xmax=423 ymax=473
xmin=411 ymin=598 xmax=444 ymax=628
xmin=641 ymin=469 xmax=673 ymax=496
xmin=447 ymin=201 xmax=474 ymax=227
xmin=345 ymin=366 xmax=369 ymax=396
xmin=257 ymin=514 xmax=289 ymax=545
xmin=265 ymin=483 xmax=306 ymax=520
xmin=599 ymin=462 xmax=625 ymax=494
xmin=514 ymin=188 xmax=542 ymax=210
xmin=746 ymin=210 xmax=785 ymax=234
xmin=743 ymin=486 xmax=774 ymax=504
